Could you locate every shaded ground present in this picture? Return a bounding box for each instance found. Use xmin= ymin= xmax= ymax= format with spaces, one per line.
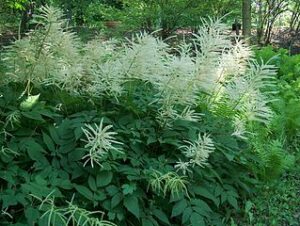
xmin=233 ymin=150 xmax=300 ymax=226
xmin=247 ymin=170 xmax=300 ymax=226
xmin=0 ymin=31 xmax=18 ymax=49
xmin=272 ymin=28 xmax=300 ymax=54
xmin=2 ymin=25 xmax=300 ymax=54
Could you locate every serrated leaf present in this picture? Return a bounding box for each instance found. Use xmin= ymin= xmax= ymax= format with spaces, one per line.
xmin=88 ymin=176 xmax=97 ymax=191
xmin=142 ymin=218 xmax=153 ymax=226
xmin=74 ymin=184 xmax=94 ymax=200
xmin=227 ymin=195 xmax=238 ymax=209
xmin=122 ymin=183 xmax=136 ymax=195
xmin=42 ymin=132 xmax=55 ymax=152
xmin=192 ymin=185 xmax=218 ymax=206
xmin=111 ymin=193 xmax=123 ymax=208
xmin=74 ymin=127 xmax=83 ymax=140
xmin=153 ymin=209 xmax=170 ymax=225
xmin=24 ymin=139 xmax=48 ymax=164
xmin=68 ymin=148 xmax=85 ymax=162
xmin=191 ymin=199 xmax=212 ymax=213
xmin=171 ymin=199 xmax=187 ymax=217
xmin=25 ymin=207 xmax=40 ymax=225
xmin=190 ymin=212 xmax=205 ymax=226
xmin=49 ymin=126 xmax=61 ymax=144
xmin=58 ymin=179 xmax=72 ymax=190
xmin=182 ymin=207 xmax=192 ymax=224
xmin=96 ymin=171 xmax=113 ymax=187
xmin=221 ymin=192 xmax=227 ymax=204
xmin=21 ymin=183 xmax=62 ymax=199
xmin=21 ymin=111 xmax=44 ymax=121
xmin=108 ymin=212 xmax=116 ymax=221
xmin=124 ymin=196 xmax=140 ymax=219
xmin=94 ymin=190 xmax=106 ymax=201
xmin=106 ymin=185 xmax=119 ymax=196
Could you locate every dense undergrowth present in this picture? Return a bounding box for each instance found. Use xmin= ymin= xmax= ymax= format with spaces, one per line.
xmin=231 ymin=46 xmax=300 ymax=226
xmin=0 ymin=6 xmax=298 ymax=226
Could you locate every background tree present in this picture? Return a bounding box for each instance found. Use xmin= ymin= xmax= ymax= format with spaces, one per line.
xmin=242 ymin=0 xmax=252 ymax=40
xmin=289 ymin=0 xmax=300 ymax=32
xmin=254 ymin=0 xmax=289 ymax=44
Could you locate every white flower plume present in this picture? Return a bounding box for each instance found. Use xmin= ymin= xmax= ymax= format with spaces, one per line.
xmin=81 ymin=119 xmax=123 ymax=168
xmin=176 ymin=133 xmax=215 ymax=174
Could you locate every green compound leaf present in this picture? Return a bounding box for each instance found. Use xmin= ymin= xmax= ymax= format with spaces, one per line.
xmin=171 ymin=199 xmax=187 ymax=217
xmin=74 ymin=184 xmax=94 ymax=201
xmin=124 ymin=195 xmax=140 ymax=219
xmin=190 ymin=212 xmax=205 ymax=226
xmin=96 ymin=171 xmax=113 ymax=187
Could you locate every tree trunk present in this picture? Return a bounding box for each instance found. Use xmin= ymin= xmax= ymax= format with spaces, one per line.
xmin=257 ymin=0 xmax=264 ymax=45
xmin=242 ymin=0 xmax=251 ymax=40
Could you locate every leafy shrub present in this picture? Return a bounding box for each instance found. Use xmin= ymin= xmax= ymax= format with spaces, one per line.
xmin=255 ymin=46 xmax=300 ymax=81
xmin=0 ymin=6 xmax=280 ymax=226
xmin=255 ymin=46 xmax=300 ymax=148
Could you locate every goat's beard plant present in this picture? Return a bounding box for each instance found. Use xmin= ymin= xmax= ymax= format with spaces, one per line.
xmin=4 ymin=6 xmax=276 ymax=167
xmin=1 ymin=5 xmax=278 ymax=225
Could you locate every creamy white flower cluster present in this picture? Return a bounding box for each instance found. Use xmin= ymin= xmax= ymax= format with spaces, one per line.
xmin=81 ymin=119 xmax=123 ymax=168
xmin=3 ymin=6 xmax=278 ymax=168
xmin=175 ymin=133 xmax=215 ymax=174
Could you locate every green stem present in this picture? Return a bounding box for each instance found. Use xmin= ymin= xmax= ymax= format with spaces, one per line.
xmin=25 ymin=21 xmax=53 ymax=96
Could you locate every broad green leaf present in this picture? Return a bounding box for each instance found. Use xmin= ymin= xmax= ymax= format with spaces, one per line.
xmin=192 ymin=185 xmax=219 ymax=206
xmin=142 ymin=218 xmax=153 ymax=226
xmin=171 ymin=199 xmax=187 ymax=217
xmin=59 ymin=140 xmax=76 ymax=154
xmin=108 ymin=212 xmax=116 ymax=220
xmin=21 ymin=111 xmax=44 ymax=121
xmin=49 ymin=126 xmax=61 ymax=145
xmin=38 ymin=108 xmax=61 ymax=118
xmin=221 ymin=192 xmax=227 ymax=204
xmin=94 ymin=190 xmax=106 ymax=201
xmin=68 ymin=148 xmax=85 ymax=162
xmin=111 ymin=192 xmax=123 ymax=208
xmin=74 ymin=127 xmax=83 ymax=140
xmin=182 ymin=207 xmax=193 ymax=225
xmin=2 ymin=193 xmax=18 ymax=208
xmin=24 ymin=139 xmax=48 ymax=164
xmin=57 ymin=179 xmax=72 ymax=190
xmin=153 ymin=209 xmax=170 ymax=225
xmin=227 ymin=196 xmax=238 ymax=209
xmin=122 ymin=183 xmax=136 ymax=195
xmin=35 ymin=175 xmax=47 ymax=185
xmin=96 ymin=171 xmax=113 ymax=187
xmin=190 ymin=212 xmax=205 ymax=226
xmin=191 ymin=199 xmax=212 ymax=213
xmin=106 ymin=185 xmax=119 ymax=196
xmin=42 ymin=132 xmax=55 ymax=152
xmin=124 ymin=195 xmax=140 ymax=219
xmin=88 ymin=176 xmax=97 ymax=191
xmin=74 ymin=184 xmax=94 ymax=200
xmin=25 ymin=207 xmax=40 ymax=226
xmin=117 ymin=213 xmax=125 ymax=221
xmin=21 ymin=183 xmax=62 ymax=198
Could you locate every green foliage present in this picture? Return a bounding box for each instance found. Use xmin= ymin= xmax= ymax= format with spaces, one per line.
xmin=234 ymin=166 xmax=300 ymax=226
xmin=255 ymin=46 xmax=300 ymax=144
xmin=83 ymin=0 xmax=241 ymax=37
xmin=0 ymin=82 xmax=256 ymax=225
xmin=0 ymin=6 xmax=289 ymax=226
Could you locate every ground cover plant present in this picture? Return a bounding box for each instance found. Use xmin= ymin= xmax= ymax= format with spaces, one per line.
xmin=229 ymin=46 xmax=300 ymax=226
xmin=254 ymin=46 xmax=300 ymax=150
xmin=0 ymin=6 xmax=290 ymax=226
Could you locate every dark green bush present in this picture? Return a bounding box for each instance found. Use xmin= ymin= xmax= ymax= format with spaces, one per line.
xmin=255 ymin=46 xmax=300 ymax=145
xmin=0 ymin=6 xmax=284 ymax=226
xmin=0 ymin=83 xmax=258 ymax=226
